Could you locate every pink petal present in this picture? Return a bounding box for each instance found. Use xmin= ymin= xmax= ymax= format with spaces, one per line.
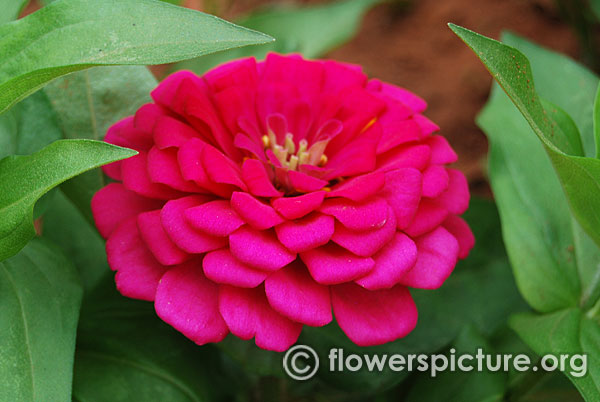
xmin=380 ymin=168 xmax=422 ymax=229
xmin=151 ymin=70 xmax=203 ymax=109
xmin=426 ymin=135 xmax=458 ymax=164
xmin=288 ymin=170 xmax=328 ymax=192
xmin=331 ymin=283 xmax=417 ymax=346
xmin=331 ymin=206 xmax=396 ymax=257
xmin=241 ymin=159 xmax=283 ymax=197
xmin=265 ymin=261 xmax=332 ymax=326
xmin=91 ymin=183 xmax=163 ymax=239
xmin=422 ymin=165 xmax=450 ymax=198
xmin=105 ymin=116 xmax=153 ymax=152
xmin=368 ymin=80 xmax=427 ymax=113
xmin=133 ymin=103 xmax=163 ymax=133
xmin=229 ymin=226 xmax=296 ymax=271
xmin=326 ymin=171 xmax=385 ymax=202
xmin=355 ymin=233 xmax=418 ymax=290
xmin=203 ymin=249 xmax=268 ymax=288
xmin=155 ymin=260 xmax=229 ymax=345
xmin=106 ymin=218 xmax=167 ymax=301
xmin=153 ymin=115 xmax=199 ymax=150
xmin=121 ymin=152 xmax=184 ymax=199
xmin=324 ymin=137 xmax=377 ymax=179
xmin=404 ymin=199 xmax=449 ymax=237
xmin=185 ymin=200 xmax=244 ymax=236
xmin=414 ymin=114 xmax=439 ymax=137
xmin=219 ymin=285 xmax=303 ymax=352
xmin=275 ymin=213 xmax=334 ymax=253
xmin=178 ymin=138 xmax=233 ymax=197
xmin=376 ymin=144 xmax=431 ymax=172
xmin=300 ymin=243 xmax=374 ymax=285
xmin=443 ymin=215 xmax=475 ymax=259
xmin=204 ymin=57 xmax=258 ymax=93
xmin=437 ymin=169 xmax=470 ymax=214
xmin=399 ymin=227 xmax=459 ymax=289
xmin=230 ymin=192 xmax=284 ymax=230
xmin=319 ymin=197 xmax=389 ymax=231
xmin=272 ymin=191 xmax=326 ymax=220
xmin=147 ymin=146 xmax=203 ymax=192
xmin=161 ymin=196 xmax=227 ymax=253
xmin=137 ymin=210 xmax=189 ymax=266
xmin=202 ymin=145 xmax=248 ymax=191
xmin=376 ymin=116 xmax=421 ymax=154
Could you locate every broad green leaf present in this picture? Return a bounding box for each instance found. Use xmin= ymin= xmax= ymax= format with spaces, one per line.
xmin=0 ymin=0 xmax=28 ymax=24
xmin=43 ymin=66 xmax=157 ymax=221
xmin=478 ymin=85 xmax=586 ymax=311
xmin=450 ymin=24 xmax=600 ymax=254
xmin=594 ymin=83 xmax=600 ymax=158
xmin=176 ymin=0 xmax=378 ymax=74
xmin=0 ymin=139 xmax=136 ymax=261
xmin=510 ymin=309 xmax=600 ymax=401
xmin=73 ymin=276 xmax=245 ymax=402
xmin=0 ymin=238 xmax=82 ymax=402
xmin=502 ymin=32 xmax=599 ymax=158
xmin=406 ymin=326 xmax=506 ymax=402
xmin=0 ymin=0 xmax=273 ymax=113
xmin=0 ymin=91 xmax=62 ymax=160
xmin=43 ymin=191 xmax=108 ymax=294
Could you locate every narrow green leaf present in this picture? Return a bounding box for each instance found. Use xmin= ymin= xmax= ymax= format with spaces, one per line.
xmin=0 ymin=0 xmax=273 ymax=113
xmin=594 ymin=83 xmax=600 ymax=158
xmin=176 ymin=0 xmax=378 ymax=74
xmin=450 ymin=23 xmax=600 ymax=251
xmin=510 ymin=309 xmax=600 ymax=401
xmin=502 ymin=32 xmax=599 ymax=158
xmin=0 ymin=139 xmax=136 ymax=261
xmin=0 ymin=238 xmax=82 ymax=402
xmin=0 ymin=0 xmax=28 ymax=24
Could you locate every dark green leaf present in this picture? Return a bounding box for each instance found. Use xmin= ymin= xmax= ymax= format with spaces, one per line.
xmin=0 ymin=139 xmax=136 ymax=261
xmin=510 ymin=309 xmax=600 ymax=401
xmin=594 ymin=83 xmax=600 ymax=158
xmin=0 ymin=238 xmax=82 ymax=401
xmin=0 ymin=0 xmax=273 ymax=113
xmin=450 ymin=24 xmax=600 ymax=250
xmin=406 ymin=326 xmax=506 ymax=402
xmin=176 ymin=0 xmax=378 ymax=74
xmin=0 ymin=90 xmax=62 ymax=160
xmin=73 ymin=277 xmax=244 ymax=402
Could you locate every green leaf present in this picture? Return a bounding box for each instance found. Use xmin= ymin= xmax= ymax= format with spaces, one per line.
xmin=502 ymin=32 xmax=599 ymax=158
xmin=0 ymin=238 xmax=82 ymax=402
xmin=0 ymin=91 xmax=63 ymax=160
xmin=478 ymin=85 xmax=590 ymax=312
xmin=510 ymin=309 xmax=600 ymax=401
xmin=176 ymin=0 xmax=378 ymax=74
xmin=450 ymin=23 xmax=600 ymax=256
xmin=73 ymin=277 xmax=244 ymax=402
xmin=0 ymin=0 xmax=273 ymax=114
xmin=0 ymin=0 xmax=28 ymax=24
xmin=594 ymin=83 xmax=600 ymax=158
xmin=0 ymin=139 xmax=136 ymax=261
xmin=42 ymin=66 xmax=157 ymax=221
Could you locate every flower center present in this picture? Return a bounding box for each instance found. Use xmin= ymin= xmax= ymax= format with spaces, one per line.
xmin=261 ymin=132 xmax=328 ymax=171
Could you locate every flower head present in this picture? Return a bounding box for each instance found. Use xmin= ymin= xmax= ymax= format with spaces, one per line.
xmin=92 ymin=54 xmax=474 ymax=351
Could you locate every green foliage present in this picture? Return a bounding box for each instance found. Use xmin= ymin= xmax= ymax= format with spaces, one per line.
xmin=450 ymin=24 xmax=600 ymax=252
xmin=0 ymin=0 xmax=28 ymax=24
xmin=453 ymin=24 xmax=600 ymax=400
xmin=176 ymin=0 xmax=379 ymax=74
xmin=0 ymin=239 xmax=82 ymax=402
xmin=0 ymin=139 xmax=136 ymax=261
xmin=0 ymin=0 xmax=272 ymax=113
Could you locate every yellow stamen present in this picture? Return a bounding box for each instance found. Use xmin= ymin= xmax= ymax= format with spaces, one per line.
xmin=319 ymin=154 xmax=328 ymax=166
xmin=284 ymin=133 xmax=296 ymax=154
xmin=261 ymin=135 xmax=270 ymax=148
xmin=361 ymin=117 xmax=377 ymax=133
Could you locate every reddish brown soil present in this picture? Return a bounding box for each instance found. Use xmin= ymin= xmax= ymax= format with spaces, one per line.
xmin=23 ymin=0 xmax=582 ymax=197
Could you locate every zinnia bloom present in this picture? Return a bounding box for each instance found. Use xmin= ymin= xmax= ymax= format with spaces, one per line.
xmin=92 ymin=54 xmax=474 ymax=352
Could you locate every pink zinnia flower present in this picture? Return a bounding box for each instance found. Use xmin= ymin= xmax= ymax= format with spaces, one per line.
xmin=92 ymin=54 xmax=474 ymax=352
